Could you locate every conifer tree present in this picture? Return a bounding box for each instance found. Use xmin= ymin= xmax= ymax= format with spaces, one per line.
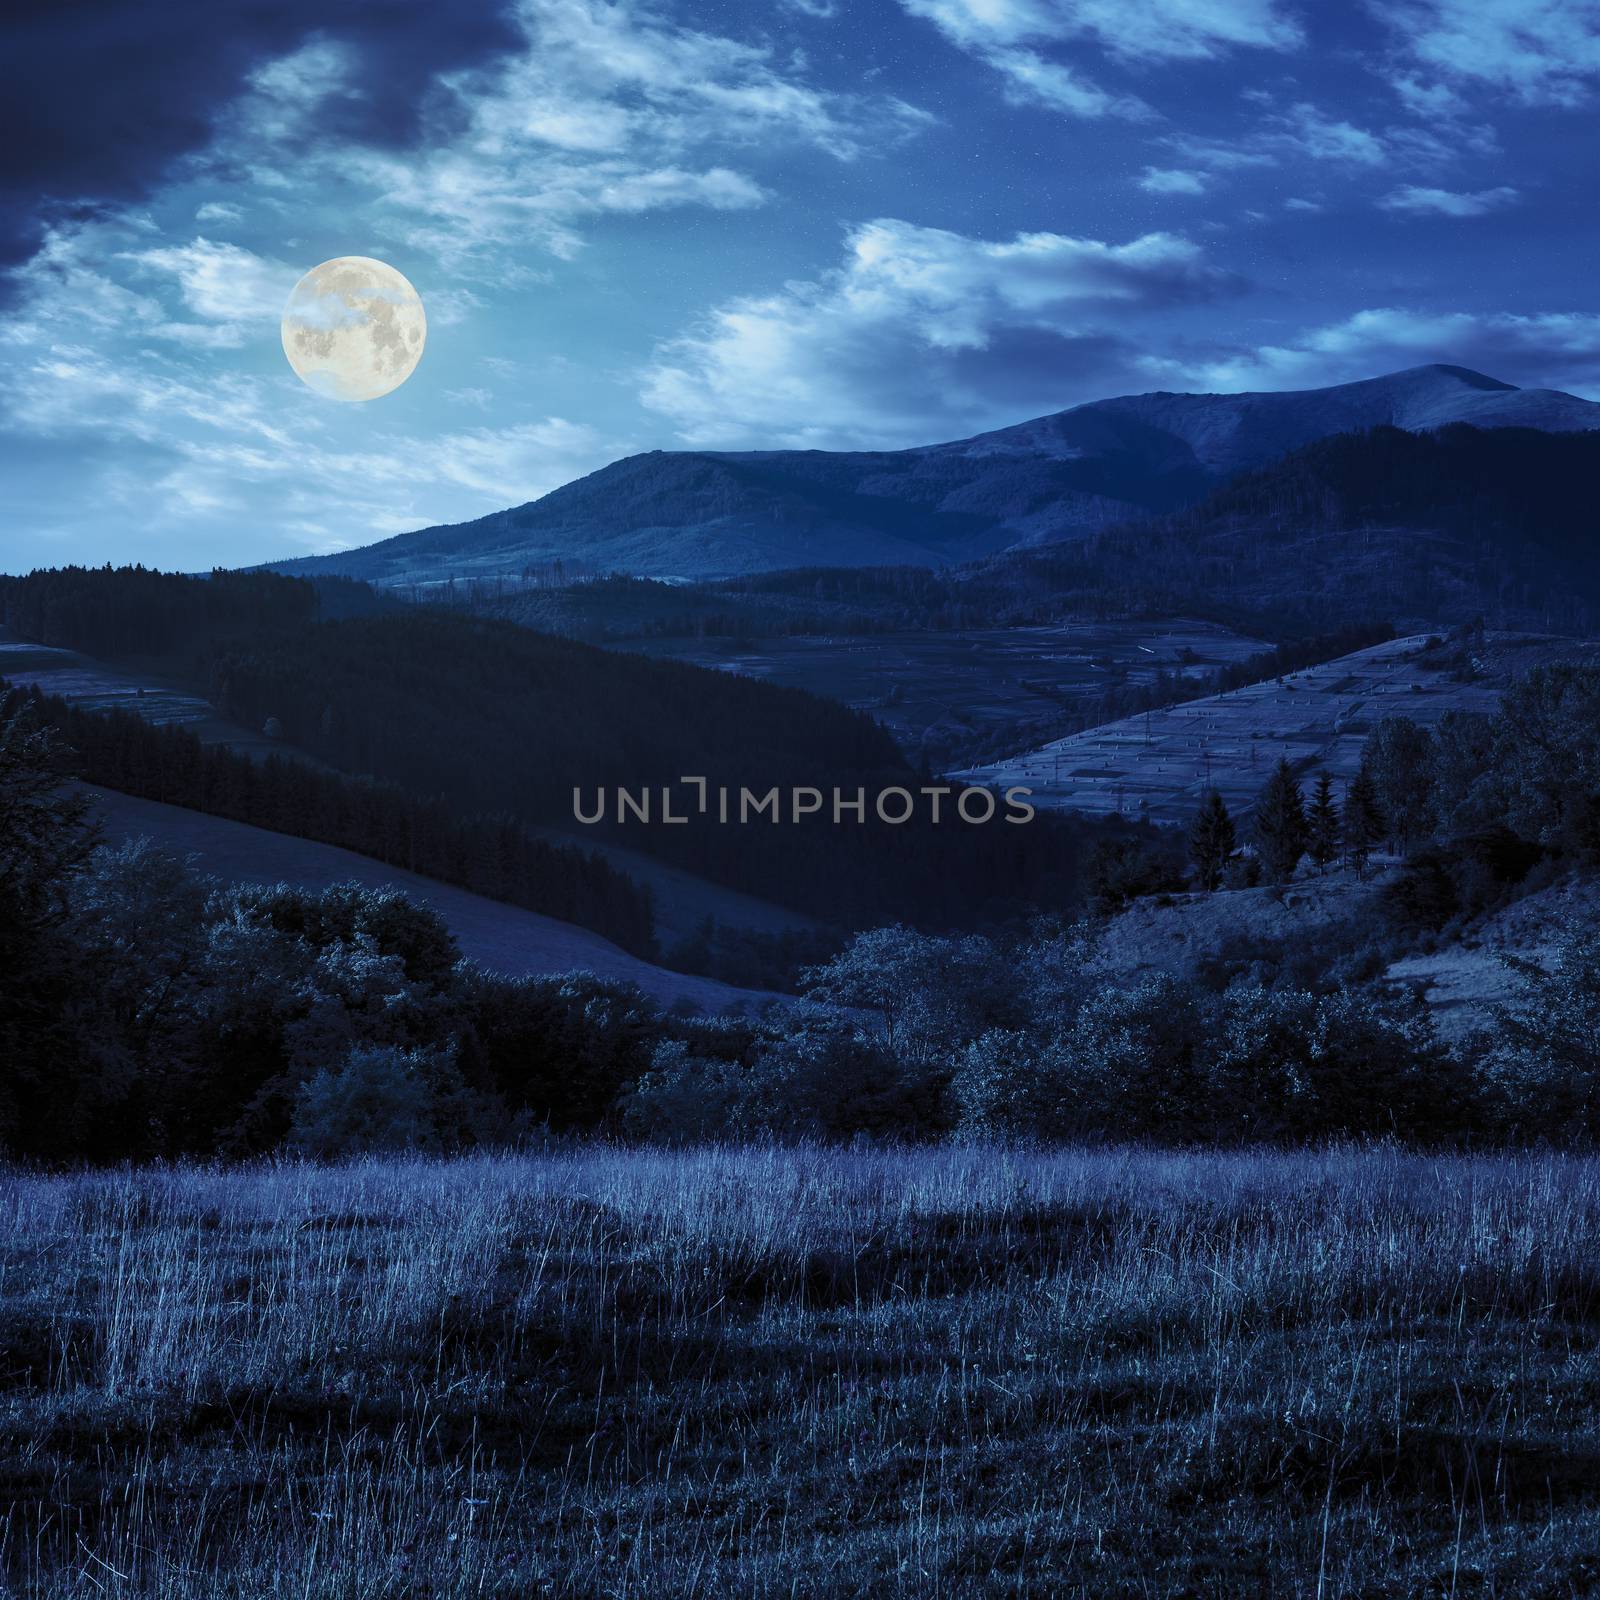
xmin=1254 ymin=757 xmax=1308 ymax=883
xmin=1343 ymin=767 xmax=1385 ymax=879
xmin=1188 ymin=788 xmax=1236 ymax=892
xmin=1307 ymin=770 xmax=1340 ymax=873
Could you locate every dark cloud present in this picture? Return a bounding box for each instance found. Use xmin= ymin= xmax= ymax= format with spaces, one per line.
xmin=0 ymin=0 xmax=521 ymax=282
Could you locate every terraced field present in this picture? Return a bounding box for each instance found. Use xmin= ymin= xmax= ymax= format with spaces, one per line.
xmin=0 ymin=627 xmax=286 ymax=753
xmin=959 ymin=633 xmax=1581 ymax=824
xmin=623 ymin=619 xmax=1267 ymax=768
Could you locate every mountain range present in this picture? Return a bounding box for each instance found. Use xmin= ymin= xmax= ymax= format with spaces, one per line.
xmin=271 ymin=365 xmax=1599 ymax=587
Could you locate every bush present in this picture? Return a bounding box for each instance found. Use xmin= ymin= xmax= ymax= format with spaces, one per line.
xmin=289 ymin=1043 xmax=495 ymax=1157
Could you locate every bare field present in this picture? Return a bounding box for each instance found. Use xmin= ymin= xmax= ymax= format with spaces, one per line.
xmin=622 ymin=620 xmax=1267 ymax=764
xmin=959 ymin=633 xmax=1583 ymax=824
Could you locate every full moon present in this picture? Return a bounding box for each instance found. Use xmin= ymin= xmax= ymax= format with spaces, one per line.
xmin=280 ymin=256 xmax=426 ymax=402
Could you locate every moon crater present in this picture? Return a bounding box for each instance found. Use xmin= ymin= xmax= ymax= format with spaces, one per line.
xmin=281 ymin=256 xmax=426 ymax=403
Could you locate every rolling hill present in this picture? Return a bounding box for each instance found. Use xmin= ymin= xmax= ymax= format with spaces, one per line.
xmin=267 ymin=365 xmax=1598 ymax=586
xmin=82 ymin=786 xmax=772 ymax=1014
xmin=959 ymin=631 xmax=1600 ymax=825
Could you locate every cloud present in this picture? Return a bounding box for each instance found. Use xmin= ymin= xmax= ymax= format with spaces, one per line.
xmin=1372 ymin=0 xmax=1600 ymax=107
xmin=641 ymin=217 xmax=1240 ymax=447
xmin=1147 ymin=306 xmax=1600 ymax=396
xmin=197 ymin=1 xmax=926 ymax=272
xmin=0 ymin=0 xmax=523 ymax=285
xmin=125 ymin=238 xmax=297 ymax=324
xmin=0 ymin=327 xmax=619 ymax=554
xmin=902 ymin=0 xmax=1302 ymax=65
xmin=1268 ymin=103 xmax=1389 ymax=166
xmin=896 ymin=0 xmax=1301 ymax=117
xmin=1164 ymin=97 xmax=1496 ymax=183
xmin=2 ymin=0 xmax=929 ymax=301
xmin=1139 ymin=167 xmax=1208 ymax=194
xmin=1379 ymin=183 xmax=1520 ymax=215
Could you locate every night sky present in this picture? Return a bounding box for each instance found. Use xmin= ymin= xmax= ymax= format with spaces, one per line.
xmin=2 ymin=0 xmax=1596 ymax=571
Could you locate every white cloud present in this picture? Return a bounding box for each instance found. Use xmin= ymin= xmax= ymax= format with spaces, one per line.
xmin=1139 ymin=167 xmax=1208 ymax=194
xmin=203 ymin=1 xmax=928 ymax=272
xmin=897 ymin=0 xmax=1300 ymax=117
xmin=1269 ymin=103 xmax=1389 ymax=165
xmin=641 ymin=218 xmax=1237 ymax=447
xmin=126 ymin=238 xmax=297 ymax=324
xmin=902 ymin=0 xmax=1302 ymax=64
xmin=1379 ymin=183 xmax=1520 ymax=215
xmin=0 ymin=329 xmax=619 ymax=552
xmin=1372 ymin=0 xmax=1600 ymax=106
xmin=1148 ymin=306 xmax=1600 ymax=396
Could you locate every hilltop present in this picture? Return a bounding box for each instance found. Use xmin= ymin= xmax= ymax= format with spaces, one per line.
xmin=266 ymin=365 xmax=1598 ymax=586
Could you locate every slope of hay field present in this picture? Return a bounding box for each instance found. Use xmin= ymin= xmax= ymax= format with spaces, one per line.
xmin=84 ymin=786 xmax=773 ymax=1014
xmin=960 ymin=632 xmax=1600 ymax=824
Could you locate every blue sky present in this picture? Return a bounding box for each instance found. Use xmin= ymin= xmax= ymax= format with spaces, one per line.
xmin=2 ymin=0 xmax=1598 ymax=572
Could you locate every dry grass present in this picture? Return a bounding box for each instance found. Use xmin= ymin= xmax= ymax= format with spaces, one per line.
xmin=2 ymin=1145 xmax=1599 ymax=1597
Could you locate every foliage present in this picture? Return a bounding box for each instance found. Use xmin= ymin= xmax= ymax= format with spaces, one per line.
xmin=1253 ymin=757 xmax=1307 ymax=883
xmin=1188 ymin=787 xmax=1236 ymax=892
xmin=1363 ymin=718 xmax=1436 ymax=853
xmin=1342 ymin=766 xmax=1384 ymax=878
xmin=1085 ymin=834 xmax=1185 ymax=913
xmin=1306 ymin=770 xmax=1340 ymax=872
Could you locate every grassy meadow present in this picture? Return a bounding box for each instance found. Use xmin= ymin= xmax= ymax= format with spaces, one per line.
xmin=2 ymin=1145 xmax=1599 ymax=1598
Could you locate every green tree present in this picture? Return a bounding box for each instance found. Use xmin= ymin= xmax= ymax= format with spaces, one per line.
xmin=1485 ymin=665 xmax=1600 ymax=855
xmin=0 ymin=694 xmax=104 ymax=1158
xmin=1253 ymin=758 xmax=1308 ymax=883
xmin=1188 ymin=789 xmax=1236 ymax=892
xmin=1306 ymin=771 xmax=1340 ymax=873
xmin=1364 ymin=717 xmax=1436 ymax=853
xmin=1342 ymin=768 xmax=1384 ymax=878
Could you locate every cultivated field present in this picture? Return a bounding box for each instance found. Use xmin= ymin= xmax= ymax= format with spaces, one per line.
xmin=960 ymin=633 xmax=1517 ymax=824
xmin=623 ymin=620 xmax=1267 ymax=768
xmin=3 ymin=1145 xmax=1598 ymax=1598
xmin=0 ymin=629 xmax=286 ymax=756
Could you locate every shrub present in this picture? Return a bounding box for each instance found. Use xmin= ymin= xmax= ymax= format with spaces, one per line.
xmin=288 ymin=1043 xmax=495 ymax=1157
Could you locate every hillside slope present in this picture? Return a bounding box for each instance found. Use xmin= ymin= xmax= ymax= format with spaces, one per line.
xmin=267 ymin=365 xmax=1598 ymax=585
xmin=84 ymin=786 xmax=772 ymax=1013
xmin=959 ymin=632 xmax=1600 ymax=824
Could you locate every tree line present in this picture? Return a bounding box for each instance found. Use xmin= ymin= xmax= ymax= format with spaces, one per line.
xmin=3 ymin=681 xmax=658 ymax=955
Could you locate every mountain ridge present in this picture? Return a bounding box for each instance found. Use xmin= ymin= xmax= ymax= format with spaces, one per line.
xmin=267 ymin=365 xmax=1599 ymax=586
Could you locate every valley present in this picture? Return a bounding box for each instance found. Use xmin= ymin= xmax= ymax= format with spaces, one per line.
xmin=618 ymin=618 xmax=1268 ymax=770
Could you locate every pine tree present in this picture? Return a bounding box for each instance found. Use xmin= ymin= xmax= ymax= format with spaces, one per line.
xmin=1307 ymin=770 xmax=1340 ymax=873
xmin=1188 ymin=788 xmax=1236 ymax=892
xmin=1343 ymin=767 xmax=1385 ymax=879
xmin=1254 ymin=757 xmax=1308 ymax=883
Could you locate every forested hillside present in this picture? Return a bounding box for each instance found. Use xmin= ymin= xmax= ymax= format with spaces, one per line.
xmin=1071 ymin=424 xmax=1600 ymax=632
xmin=4 ymin=679 xmax=658 ymax=954
xmin=205 ymin=610 xmax=1091 ymax=925
xmin=2 ymin=567 xmax=1101 ymax=930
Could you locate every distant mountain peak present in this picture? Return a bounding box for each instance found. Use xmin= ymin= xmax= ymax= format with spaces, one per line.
xmin=268 ymin=364 xmax=1599 ymax=587
xmin=1411 ymin=363 xmax=1518 ymax=391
